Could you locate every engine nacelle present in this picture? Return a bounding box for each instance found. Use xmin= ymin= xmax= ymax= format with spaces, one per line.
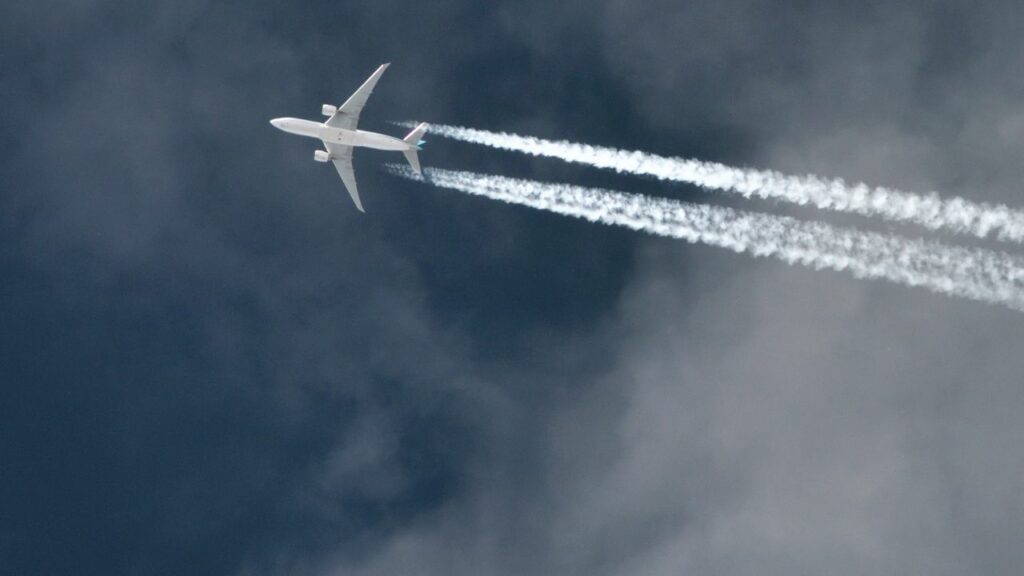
xmin=321 ymin=104 xmax=337 ymax=117
xmin=313 ymin=150 xmax=331 ymax=163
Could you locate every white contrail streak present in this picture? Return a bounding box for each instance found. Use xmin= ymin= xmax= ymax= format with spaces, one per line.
xmin=408 ymin=122 xmax=1024 ymax=245
xmin=387 ymin=165 xmax=1024 ymax=311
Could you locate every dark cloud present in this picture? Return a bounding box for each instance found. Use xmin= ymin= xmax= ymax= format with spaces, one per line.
xmin=2 ymin=1 xmax=1023 ymax=576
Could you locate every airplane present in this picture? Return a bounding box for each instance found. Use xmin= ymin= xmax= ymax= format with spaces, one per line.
xmin=270 ymin=63 xmax=428 ymax=212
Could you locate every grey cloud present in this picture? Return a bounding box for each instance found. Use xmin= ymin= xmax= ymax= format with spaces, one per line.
xmin=5 ymin=1 xmax=1024 ymax=575
xmin=323 ymin=245 xmax=1024 ymax=576
xmin=1 ymin=2 xmax=510 ymax=573
xmin=308 ymin=3 xmax=1024 ymax=576
xmin=600 ymin=1 xmax=1024 ymax=201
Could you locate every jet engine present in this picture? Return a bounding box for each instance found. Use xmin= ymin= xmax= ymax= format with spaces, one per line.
xmin=321 ymin=104 xmax=337 ymax=117
xmin=313 ymin=150 xmax=331 ymax=163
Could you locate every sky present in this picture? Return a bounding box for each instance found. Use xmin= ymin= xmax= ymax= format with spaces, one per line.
xmin=2 ymin=1 xmax=1023 ymax=575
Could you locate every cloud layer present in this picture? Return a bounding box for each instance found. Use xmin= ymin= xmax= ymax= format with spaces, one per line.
xmin=3 ymin=2 xmax=1024 ymax=576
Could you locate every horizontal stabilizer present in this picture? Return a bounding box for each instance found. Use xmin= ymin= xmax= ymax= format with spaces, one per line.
xmin=402 ymin=149 xmax=421 ymax=176
xmin=403 ymin=122 xmax=429 ymax=150
xmin=402 ymin=122 xmax=429 ymax=175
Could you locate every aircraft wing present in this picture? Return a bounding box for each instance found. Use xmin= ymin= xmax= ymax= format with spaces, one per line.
xmin=323 ymin=141 xmax=364 ymax=212
xmin=325 ymin=63 xmax=390 ymax=131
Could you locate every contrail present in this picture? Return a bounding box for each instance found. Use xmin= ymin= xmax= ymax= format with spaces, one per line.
xmin=406 ymin=122 xmax=1024 ymax=245
xmin=387 ymin=165 xmax=1024 ymax=311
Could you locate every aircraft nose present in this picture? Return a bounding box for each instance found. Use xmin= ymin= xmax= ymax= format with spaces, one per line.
xmin=270 ymin=118 xmax=284 ymax=129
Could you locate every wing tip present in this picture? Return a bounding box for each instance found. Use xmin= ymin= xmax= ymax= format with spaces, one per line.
xmin=351 ymin=193 xmax=366 ymax=213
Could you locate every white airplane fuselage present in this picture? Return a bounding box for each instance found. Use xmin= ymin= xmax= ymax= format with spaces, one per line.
xmin=270 ymin=118 xmax=412 ymax=152
xmin=269 ymin=63 xmax=429 ymax=212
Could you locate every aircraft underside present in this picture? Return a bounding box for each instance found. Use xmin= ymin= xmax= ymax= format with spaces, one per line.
xmin=270 ymin=63 xmax=428 ymax=212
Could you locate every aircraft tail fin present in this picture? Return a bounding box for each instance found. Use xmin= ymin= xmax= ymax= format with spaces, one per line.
xmin=401 ymin=122 xmax=429 ymax=175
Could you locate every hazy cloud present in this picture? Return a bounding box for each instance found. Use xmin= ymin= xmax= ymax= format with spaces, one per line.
xmin=3 ymin=1 xmax=1023 ymax=575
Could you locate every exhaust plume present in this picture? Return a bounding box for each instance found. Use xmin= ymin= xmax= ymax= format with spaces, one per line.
xmin=409 ymin=122 xmax=1024 ymax=245
xmin=387 ymin=165 xmax=1024 ymax=311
